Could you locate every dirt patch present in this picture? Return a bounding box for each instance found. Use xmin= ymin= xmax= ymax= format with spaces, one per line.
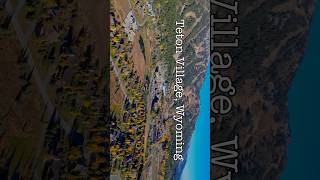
xmin=110 ymin=71 xmax=125 ymax=106
xmin=0 ymin=32 xmax=45 ymax=173
xmin=0 ymin=34 xmax=21 ymax=119
xmin=131 ymin=34 xmax=146 ymax=81
xmin=112 ymin=0 xmax=131 ymax=20
xmin=185 ymin=11 xmax=197 ymax=19
xmin=140 ymin=28 xmax=153 ymax=68
xmin=80 ymin=0 xmax=108 ymax=70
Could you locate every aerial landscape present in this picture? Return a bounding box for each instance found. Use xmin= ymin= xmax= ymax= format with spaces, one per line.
xmin=0 ymin=0 xmax=209 ymax=179
xmin=282 ymin=1 xmax=320 ymax=179
xmin=1 ymin=0 xmax=319 ymax=179
xmin=110 ymin=0 xmax=209 ymax=179
xmin=211 ymin=0 xmax=317 ymax=179
xmin=0 ymin=0 xmax=109 ymax=179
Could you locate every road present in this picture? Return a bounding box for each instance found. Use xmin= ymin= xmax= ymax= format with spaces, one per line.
xmin=5 ymin=0 xmax=72 ymax=178
xmin=5 ymin=0 xmax=72 ymax=132
xmin=110 ymin=57 xmax=128 ymax=98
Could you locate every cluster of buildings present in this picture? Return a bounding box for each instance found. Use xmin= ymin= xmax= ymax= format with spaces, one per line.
xmin=124 ymin=11 xmax=138 ymax=41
